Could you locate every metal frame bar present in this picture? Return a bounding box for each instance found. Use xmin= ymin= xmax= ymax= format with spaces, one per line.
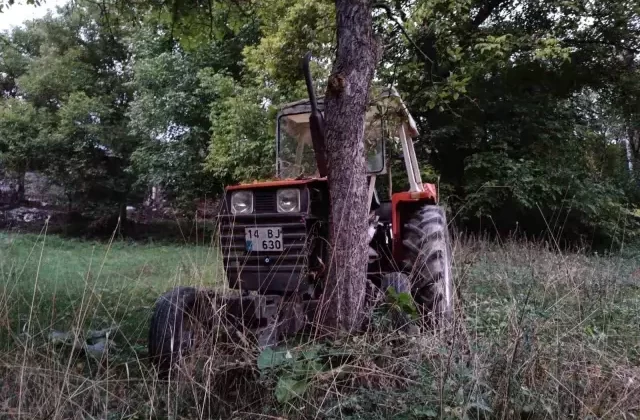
xmin=398 ymin=124 xmax=423 ymax=192
xmin=367 ymin=174 xmax=377 ymax=214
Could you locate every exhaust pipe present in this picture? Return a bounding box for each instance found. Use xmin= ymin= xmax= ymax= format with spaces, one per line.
xmin=302 ymin=52 xmax=328 ymax=178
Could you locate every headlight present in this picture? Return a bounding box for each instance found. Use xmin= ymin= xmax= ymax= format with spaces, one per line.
xmin=277 ymin=189 xmax=300 ymax=213
xmin=230 ymin=191 xmax=253 ymax=214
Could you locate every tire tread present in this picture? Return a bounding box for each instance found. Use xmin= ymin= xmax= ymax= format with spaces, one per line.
xmin=401 ymin=204 xmax=453 ymax=324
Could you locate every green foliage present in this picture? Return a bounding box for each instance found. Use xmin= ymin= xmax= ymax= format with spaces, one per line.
xmin=257 ymin=346 xmax=291 ymax=370
xmin=378 ymin=0 xmax=640 ymax=244
xmin=274 ymin=377 xmax=309 ymax=404
xmin=384 ymin=288 xmax=419 ymax=319
xmin=1 ymin=0 xmax=640 ymax=244
xmin=257 ymin=345 xmax=326 ymax=404
xmin=453 ymin=85 xmax=636 ymax=243
xmin=126 ymin=27 xmax=236 ymax=206
xmin=0 ymin=0 xmax=40 ymax=14
xmin=17 ymin=48 xmax=95 ymax=108
xmin=243 ymin=0 xmax=334 ymax=93
xmin=0 ymin=1 xmax=144 ymax=214
xmin=201 ymin=72 xmax=280 ymax=183
xmin=0 ymin=98 xmax=43 ymax=176
xmin=43 ymin=91 xmax=117 ymax=205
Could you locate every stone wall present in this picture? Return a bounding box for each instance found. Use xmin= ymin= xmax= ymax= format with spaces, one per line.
xmin=0 ymin=171 xmax=222 ymax=233
xmin=23 ymin=172 xmax=66 ymax=206
xmin=0 ymin=171 xmax=65 ymax=208
xmin=0 ymin=171 xmax=66 ymax=229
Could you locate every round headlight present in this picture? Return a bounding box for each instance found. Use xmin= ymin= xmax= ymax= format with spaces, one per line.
xmin=277 ymin=189 xmax=300 ymax=213
xmin=230 ymin=191 xmax=253 ymax=214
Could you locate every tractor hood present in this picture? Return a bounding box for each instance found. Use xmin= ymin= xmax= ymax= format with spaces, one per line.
xmin=226 ymin=178 xmax=326 ymax=191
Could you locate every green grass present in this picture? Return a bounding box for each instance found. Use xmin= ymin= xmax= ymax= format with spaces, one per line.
xmin=0 ymin=231 xmax=222 ymax=351
xmin=0 ymin=232 xmax=639 ymax=419
xmin=463 ymin=241 xmax=640 ymax=364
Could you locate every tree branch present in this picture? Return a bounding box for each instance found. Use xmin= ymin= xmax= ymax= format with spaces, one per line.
xmin=471 ymin=0 xmax=505 ymax=28
xmin=563 ymin=38 xmax=640 ymax=55
xmin=226 ymin=0 xmax=251 ymax=17
xmin=373 ymin=2 xmax=434 ymax=64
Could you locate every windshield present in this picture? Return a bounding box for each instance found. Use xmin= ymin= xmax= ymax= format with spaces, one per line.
xmin=277 ymin=110 xmax=385 ymax=179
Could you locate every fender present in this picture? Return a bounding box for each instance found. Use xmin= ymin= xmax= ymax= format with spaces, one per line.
xmin=391 ymin=183 xmax=438 ymax=262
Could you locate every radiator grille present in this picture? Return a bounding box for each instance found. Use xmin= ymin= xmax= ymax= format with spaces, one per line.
xmin=217 ymin=213 xmax=314 ymax=293
xmin=254 ymin=190 xmax=276 ymax=213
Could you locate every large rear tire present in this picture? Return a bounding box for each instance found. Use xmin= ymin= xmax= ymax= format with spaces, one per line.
xmin=402 ymin=205 xmax=454 ymax=326
xmin=380 ymin=272 xmax=416 ymax=331
xmin=380 ymin=272 xmax=411 ymax=295
xmin=148 ymin=286 xmax=198 ymax=376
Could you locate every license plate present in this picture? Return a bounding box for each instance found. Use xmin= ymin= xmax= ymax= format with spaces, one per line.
xmin=245 ymin=227 xmax=283 ymax=252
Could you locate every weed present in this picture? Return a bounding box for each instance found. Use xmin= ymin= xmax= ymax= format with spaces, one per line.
xmin=0 ymin=230 xmax=638 ymax=419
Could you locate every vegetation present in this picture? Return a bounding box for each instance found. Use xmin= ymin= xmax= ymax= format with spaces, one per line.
xmin=0 ymin=232 xmax=638 ymax=418
xmin=1 ymin=0 xmax=640 ymax=417
xmin=0 ymin=231 xmax=220 ymax=342
xmin=0 ymin=0 xmax=638 ymax=244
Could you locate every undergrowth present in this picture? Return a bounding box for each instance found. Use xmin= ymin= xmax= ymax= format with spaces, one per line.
xmin=0 ymin=229 xmax=639 ymax=419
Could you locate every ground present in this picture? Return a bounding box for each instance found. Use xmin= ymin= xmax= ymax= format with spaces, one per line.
xmin=0 ymin=231 xmax=639 ymax=419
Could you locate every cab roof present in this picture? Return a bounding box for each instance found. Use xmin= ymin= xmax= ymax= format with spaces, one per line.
xmin=277 ymin=87 xmax=419 ymax=138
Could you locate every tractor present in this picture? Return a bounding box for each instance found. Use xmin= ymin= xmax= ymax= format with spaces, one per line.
xmin=148 ymin=53 xmax=453 ymax=373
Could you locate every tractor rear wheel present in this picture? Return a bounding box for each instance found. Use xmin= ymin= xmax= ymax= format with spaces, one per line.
xmin=149 ymin=286 xmax=198 ymax=376
xmin=402 ymin=205 xmax=454 ymax=326
xmin=380 ymin=272 xmax=415 ymax=332
xmin=380 ymin=272 xmax=411 ymax=295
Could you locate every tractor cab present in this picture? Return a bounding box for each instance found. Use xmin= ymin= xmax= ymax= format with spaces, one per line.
xmin=275 ymin=87 xmax=427 ymax=192
xmin=276 ymin=96 xmax=386 ymax=180
xmin=275 ymin=88 xmax=432 ymax=224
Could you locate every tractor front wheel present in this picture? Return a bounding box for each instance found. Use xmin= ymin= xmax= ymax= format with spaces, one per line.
xmin=402 ymin=205 xmax=454 ymax=326
xmin=148 ymin=286 xmax=199 ymax=376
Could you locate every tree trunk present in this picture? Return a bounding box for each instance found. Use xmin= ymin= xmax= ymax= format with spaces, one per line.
xmin=119 ymin=201 xmax=127 ymax=237
xmin=320 ymin=0 xmax=378 ymax=332
xmin=627 ymin=126 xmax=639 ymax=174
xmin=17 ymin=172 xmax=25 ymax=203
xmin=624 ymin=131 xmax=634 ymax=173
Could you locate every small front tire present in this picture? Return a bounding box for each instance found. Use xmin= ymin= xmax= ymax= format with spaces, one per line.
xmin=148 ymin=286 xmax=198 ymax=376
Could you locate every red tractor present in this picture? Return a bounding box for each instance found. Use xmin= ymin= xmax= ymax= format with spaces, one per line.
xmin=149 ymin=54 xmax=453 ymax=373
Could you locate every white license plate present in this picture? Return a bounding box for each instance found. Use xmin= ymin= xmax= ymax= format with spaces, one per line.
xmin=245 ymin=227 xmax=283 ymax=252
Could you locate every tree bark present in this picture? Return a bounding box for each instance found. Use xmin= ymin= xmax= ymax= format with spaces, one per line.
xmin=118 ymin=201 xmax=127 ymax=237
xmin=320 ymin=0 xmax=378 ymax=332
xmin=471 ymin=0 xmax=507 ymax=28
xmin=16 ymin=172 xmax=25 ymax=204
xmin=118 ymin=185 xmax=131 ymax=237
xmin=626 ymin=126 xmax=638 ymax=173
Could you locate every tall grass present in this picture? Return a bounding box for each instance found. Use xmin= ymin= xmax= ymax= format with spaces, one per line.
xmin=0 ymin=228 xmax=638 ymax=419
xmin=0 ymin=230 xmax=221 ymax=343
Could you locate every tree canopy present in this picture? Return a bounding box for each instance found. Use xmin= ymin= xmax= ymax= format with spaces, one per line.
xmin=1 ymin=0 xmax=639 ymax=244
